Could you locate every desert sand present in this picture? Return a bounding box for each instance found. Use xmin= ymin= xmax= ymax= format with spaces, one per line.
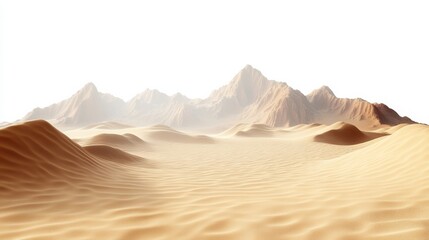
xmin=1 ymin=120 xmax=428 ymax=240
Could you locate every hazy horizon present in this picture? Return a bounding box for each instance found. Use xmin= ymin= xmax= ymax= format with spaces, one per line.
xmin=1 ymin=0 xmax=428 ymax=123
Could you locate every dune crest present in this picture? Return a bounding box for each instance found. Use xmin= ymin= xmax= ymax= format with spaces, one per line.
xmin=142 ymin=126 xmax=214 ymax=144
xmin=87 ymin=133 xmax=146 ymax=149
xmin=0 ymin=120 xmax=143 ymax=194
xmin=84 ymin=145 xmax=143 ymax=163
xmin=222 ymin=123 xmax=279 ymax=137
xmin=314 ymin=122 xmax=388 ymax=145
xmin=0 ymin=120 xmax=98 ymax=182
xmin=83 ymin=121 xmax=134 ymax=130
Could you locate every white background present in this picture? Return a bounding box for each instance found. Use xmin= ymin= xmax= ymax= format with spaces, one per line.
xmin=1 ymin=0 xmax=428 ymax=123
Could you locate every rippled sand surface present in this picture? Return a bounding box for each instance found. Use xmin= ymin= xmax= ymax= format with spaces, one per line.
xmin=1 ymin=120 xmax=429 ymax=240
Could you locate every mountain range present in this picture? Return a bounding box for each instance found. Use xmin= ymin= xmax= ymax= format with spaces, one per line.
xmin=23 ymin=65 xmax=414 ymax=130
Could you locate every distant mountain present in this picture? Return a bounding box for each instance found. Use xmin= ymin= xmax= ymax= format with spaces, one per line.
xmin=241 ymin=82 xmax=315 ymax=127
xmin=205 ymin=65 xmax=274 ymax=117
xmin=306 ymin=85 xmax=414 ymax=127
xmin=23 ymin=83 xmax=126 ymax=126
xmin=22 ymin=65 xmax=415 ymax=130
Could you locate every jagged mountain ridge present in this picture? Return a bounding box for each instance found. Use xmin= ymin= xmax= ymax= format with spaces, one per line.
xmin=24 ymin=83 xmax=126 ymax=126
xmin=22 ymin=65 xmax=414 ymax=129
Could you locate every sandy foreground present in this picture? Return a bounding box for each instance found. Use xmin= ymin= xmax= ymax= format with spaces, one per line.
xmin=0 ymin=120 xmax=429 ymax=240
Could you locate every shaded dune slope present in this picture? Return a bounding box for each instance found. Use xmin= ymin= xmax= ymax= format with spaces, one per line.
xmin=0 ymin=120 xmax=143 ymax=193
xmin=84 ymin=145 xmax=143 ymax=163
xmin=314 ymin=122 xmax=388 ymax=145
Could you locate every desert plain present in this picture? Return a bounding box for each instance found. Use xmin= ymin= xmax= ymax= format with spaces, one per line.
xmin=1 ymin=119 xmax=428 ymax=240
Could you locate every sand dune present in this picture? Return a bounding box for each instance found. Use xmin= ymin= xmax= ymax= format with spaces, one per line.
xmin=221 ymin=122 xmax=389 ymax=143
xmin=221 ymin=123 xmax=281 ymax=137
xmin=1 ymin=121 xmax=428 ymax=239
xmin=287 ymin=123 xmax=323 ymax=130
xmin=141 ymin=125 xmax=214 ymax=144
xmin=84 ymin=145 xmax=143 ymax=163
xmin=0 ymin=120 xmax=102 ymax=187
xmin=87 ymin=133 xmax=146 ymax=149
xmin=0 ymin=120 xmax=144 ymax=192
xmin=373 ymin=123 xmax=409 ymax=134
xmin=83 ymin=121 xmax=134 ymax=130
xmin=314 ymin=122 xmax=387 ymax=145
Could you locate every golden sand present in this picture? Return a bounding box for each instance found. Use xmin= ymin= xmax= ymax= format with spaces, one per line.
xmin=0 ymin=120 xmax=428 ymax=239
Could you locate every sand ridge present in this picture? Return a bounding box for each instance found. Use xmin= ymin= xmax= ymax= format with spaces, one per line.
xmin=313 ymin=122 xmax=388 ymax=145
xmin=82 ymin=121 xmax=135 ymax=130
xmin=83 ymin=145 xmax=143 ymax=163
xmin=139 ymin=125 xmax=215 ymax=144
xmin=220 ymin=123 xmax=282 ymax=137
xmin=86 ymin=133 xmax=146 ymax=149
xmin=0 ymin=120 xmax=146 ymax=190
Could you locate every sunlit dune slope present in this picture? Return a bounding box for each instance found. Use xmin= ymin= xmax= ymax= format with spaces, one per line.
xmin=87 ymin=133 xmax=146 ymax=148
